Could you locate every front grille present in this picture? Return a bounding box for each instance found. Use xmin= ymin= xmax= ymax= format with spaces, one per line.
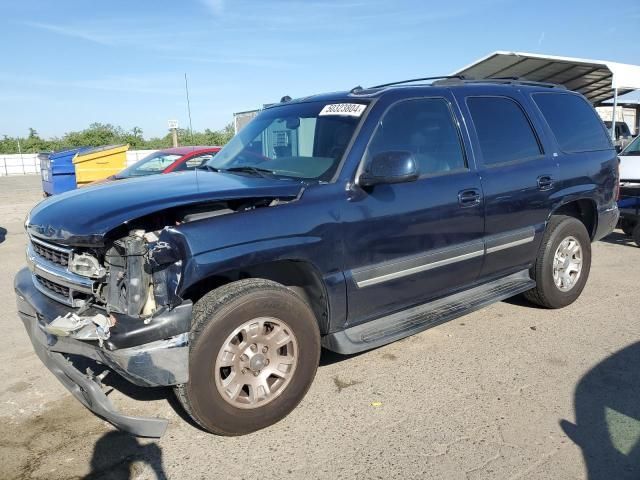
xmin=34 ymin=274 xmax=70 ymax=297
xmin=31 ymin=239 xmax=70 ymax=267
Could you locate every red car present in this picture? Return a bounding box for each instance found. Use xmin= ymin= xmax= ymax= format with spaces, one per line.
xmin=96 ymin=146 xmax=222 ymax=183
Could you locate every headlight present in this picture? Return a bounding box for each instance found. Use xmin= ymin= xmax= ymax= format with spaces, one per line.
xmin=69 ymin=253 xmax=106 ymax=279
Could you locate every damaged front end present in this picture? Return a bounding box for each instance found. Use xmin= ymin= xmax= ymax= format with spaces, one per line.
xmin=18 ymin=227 xmax=194 ymax=437
xmin=17 ymin=192 xmax=302 ymax=437
xmin=26 ymin=225 xmax=192 ymax=350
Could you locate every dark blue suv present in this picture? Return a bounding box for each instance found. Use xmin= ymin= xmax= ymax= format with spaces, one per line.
xmin=15 ymin=78 xmax=619 ymax=437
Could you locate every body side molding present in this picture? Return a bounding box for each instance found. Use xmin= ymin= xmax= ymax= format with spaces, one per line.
xmin=351 ymin=227 xmax=536 ymax=289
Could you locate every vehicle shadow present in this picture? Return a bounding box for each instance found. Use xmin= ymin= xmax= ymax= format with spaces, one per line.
xmin=599 ymin=231 xmax=638 ymax=248
xmin=83 ymin=431 xmax=167 ymax=480
xmin=502 ymin=293 xmax=546 ymax=309
xmin=319 ymin=348 xmax=369 ymax=367
xmin=0 ymin=226 xmax=6 ymax=244
xmin=98 ymin=361 xmax=208 ymax=433
xmin=560 ymin=342 xmax=640 ymax=479
xmin=69 ymin=355 xmax=207 ymax=433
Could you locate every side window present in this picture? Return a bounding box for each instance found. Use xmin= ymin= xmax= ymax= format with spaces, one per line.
xmin=467 ymin=96 xmax=542 ymax=165
xmin=366 ymin=98 xmax=466 ymax=176
xmin=532 ymin=93 xmax=611 ymax=152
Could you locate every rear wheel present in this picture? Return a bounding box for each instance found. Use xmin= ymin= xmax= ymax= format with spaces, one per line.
xmin=621 ymin=220 xmax=635 ymax=236
xmin=176 ymin=279 xmax=321 ymax=435
xmin=633 ymin=223 xmax=640 ymax=247
xmin=524 ymin=215 xmax=591 ymax=309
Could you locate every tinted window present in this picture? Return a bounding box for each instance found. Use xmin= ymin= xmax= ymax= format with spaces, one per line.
xmin=533 ymin=93 xmax=611 ymax=152
xmin=367 ymin=98 xmax=465 ymax=176
xmin=467 ymin=96 xmax=541 ymax=165
xmin=618 ymin=123 xmax=631 ymax=137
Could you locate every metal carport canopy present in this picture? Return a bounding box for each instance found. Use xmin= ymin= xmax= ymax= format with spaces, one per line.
xmin=452 ymin=51 xmax=640 ymax=105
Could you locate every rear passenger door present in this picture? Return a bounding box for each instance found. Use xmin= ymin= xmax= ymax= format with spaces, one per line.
xmin=455 ymin=91 xmax=559 ymax=280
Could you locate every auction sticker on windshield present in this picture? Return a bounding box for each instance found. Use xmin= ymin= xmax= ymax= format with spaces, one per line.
xmin=319 ymin=103 xmax=367 ymax=117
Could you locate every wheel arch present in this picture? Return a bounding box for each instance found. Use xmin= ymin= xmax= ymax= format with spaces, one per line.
xmin=180 ymin=259 xmax=332 ymax=334
xmin=548 ymin=198 xmax=598 ymax=240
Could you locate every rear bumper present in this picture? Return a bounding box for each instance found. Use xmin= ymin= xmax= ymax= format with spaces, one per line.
xmin=594 ymin=204 xmax=619 ymax=241
xmin=15 ymin=267 xmax=192 ymax=438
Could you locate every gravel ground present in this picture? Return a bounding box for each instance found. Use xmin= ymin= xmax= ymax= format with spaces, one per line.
xmin=1 ymin=175 xmax=638 ymax=480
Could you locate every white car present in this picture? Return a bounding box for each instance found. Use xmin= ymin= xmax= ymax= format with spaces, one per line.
xmin=619 ymin=135 xmax=640 ymax=183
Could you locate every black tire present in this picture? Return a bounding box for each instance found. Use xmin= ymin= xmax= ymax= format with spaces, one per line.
xmin=633 ymin=223 xmax=640 ymax=247
xmin=621 ymin=220 xmax=635 ymax=236
xmin=524 ymin=215 xmax=591 ymax=309
xmin=175 ymin=279 xmax=321 ymax=436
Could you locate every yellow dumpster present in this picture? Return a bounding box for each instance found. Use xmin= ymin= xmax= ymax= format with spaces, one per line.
xmin=73 ymin=144 xmax=129 ymax=185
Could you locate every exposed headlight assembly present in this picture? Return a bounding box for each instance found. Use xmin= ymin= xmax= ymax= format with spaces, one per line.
xmin=70 ymin=253 xmax=106 ymax=279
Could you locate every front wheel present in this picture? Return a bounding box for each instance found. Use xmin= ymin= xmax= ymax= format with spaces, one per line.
xmin=524 ymin=215 xmax=592 ymax=309
xmin=176 ymin=279 xmax=321 ymax=435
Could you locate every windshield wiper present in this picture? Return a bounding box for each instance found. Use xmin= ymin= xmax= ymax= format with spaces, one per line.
xmin=221 ymin=166 xmax=276 ymax=178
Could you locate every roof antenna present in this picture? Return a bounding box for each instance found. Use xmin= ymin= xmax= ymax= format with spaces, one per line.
xmin=350 ymin=85 xmax=363 ymax=94
xmin=280 ymin=95 xmax=292 ymax=103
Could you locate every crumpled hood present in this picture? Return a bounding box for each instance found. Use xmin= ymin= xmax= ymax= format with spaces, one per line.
xmin=27 ymin=170 xmax=303 ymax=246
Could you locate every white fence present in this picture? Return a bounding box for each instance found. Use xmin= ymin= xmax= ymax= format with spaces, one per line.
xmin=125 ymin=150 xmax=158 ymax=165
xmin=0 ymin=150 xmax=159 ymax=176
xmin=0 ymin=153 xmax=39 ymax=175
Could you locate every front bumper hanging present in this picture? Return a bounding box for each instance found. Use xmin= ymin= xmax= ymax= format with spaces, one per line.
xmin=14 ymin=267 xmax=192 ymax=438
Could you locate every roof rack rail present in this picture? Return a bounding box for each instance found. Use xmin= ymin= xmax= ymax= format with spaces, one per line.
xmin=370 ymin=75 xmax=466 ymax=89
xmin=433 ymin=77 xmax=566 ymax=89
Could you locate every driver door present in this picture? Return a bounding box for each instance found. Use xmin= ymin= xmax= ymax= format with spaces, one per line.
xmin=341 ymin=95 xmax=485 ymax=326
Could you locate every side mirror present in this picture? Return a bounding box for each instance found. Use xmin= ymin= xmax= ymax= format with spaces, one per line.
xmin=359 ymin=151 xmax=419 ymax=187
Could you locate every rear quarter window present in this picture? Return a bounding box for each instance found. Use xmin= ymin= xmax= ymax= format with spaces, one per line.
xmin=532 ymin=93 xmax=611 ymax=153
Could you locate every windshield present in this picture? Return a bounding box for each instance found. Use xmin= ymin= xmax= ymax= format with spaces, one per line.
xmin=117 ymin=152 xmax=182 ymax=178
xmin=621 ymin=135 xmax=640 ymax=156
xmin=207 ymin=101 xmax=368 ymax=181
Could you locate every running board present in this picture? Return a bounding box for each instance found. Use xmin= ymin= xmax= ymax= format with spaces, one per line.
xmin=322 ymin=270 xmax=535 ymax=355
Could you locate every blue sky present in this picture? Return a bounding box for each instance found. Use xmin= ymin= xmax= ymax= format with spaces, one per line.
xmin=1 ymin=0 xmax=638 ymax=139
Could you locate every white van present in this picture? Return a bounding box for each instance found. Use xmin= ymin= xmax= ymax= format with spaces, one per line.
xmin=619 ymin=136 xmax=640 ymax=183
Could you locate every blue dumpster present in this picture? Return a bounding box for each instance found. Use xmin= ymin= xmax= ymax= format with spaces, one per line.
xmin=39 ymin=147 xmax=90 ymax=196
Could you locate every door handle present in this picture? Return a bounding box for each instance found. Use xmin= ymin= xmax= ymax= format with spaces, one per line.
xmin=537 ymin=175 xmax=554 ymax=190
xmin=458 ymin=189 xmax=481 ymax=207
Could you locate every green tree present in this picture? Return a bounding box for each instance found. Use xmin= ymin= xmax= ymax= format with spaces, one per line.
xmin=0 ymin=123 xmax=235 ymax=154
